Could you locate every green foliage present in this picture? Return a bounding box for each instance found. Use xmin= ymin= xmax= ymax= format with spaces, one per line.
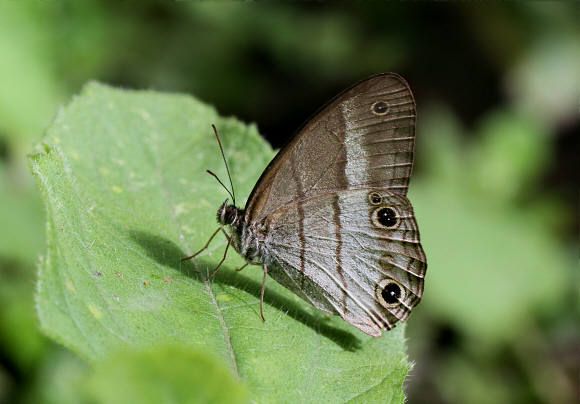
xmin=29 ymin=82 xmax=410 ymax=403
xmin=85 ymin=346 xmax=247 ymax=404
xmin=0 ymin=2 xmax=66 ymax=148
xmin=410 ymin=104 xmax=571 ymax=342
xmin=0 ymin=170 xmax=45 ymax=265
xmin=0 ymin=263 xmax=48 ymax=374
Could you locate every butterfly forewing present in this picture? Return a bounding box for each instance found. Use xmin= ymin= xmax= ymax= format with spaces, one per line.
xmin=245 ymin=73 xmax=417 ymax=221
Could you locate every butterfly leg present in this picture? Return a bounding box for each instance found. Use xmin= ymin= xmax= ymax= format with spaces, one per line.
xmin=207 ymin=234 xmax=233 ymax=280
xmin=235 ymin=262 xmax=250 ymax=272
xmin=181 ymin=226 xmax=222 ymax=261
xmin=260 ymin=264 xmax=267 ymax=322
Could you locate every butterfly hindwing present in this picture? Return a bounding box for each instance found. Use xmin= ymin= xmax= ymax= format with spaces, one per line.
xmin=258 ymin=187 xmax=426 ymax=336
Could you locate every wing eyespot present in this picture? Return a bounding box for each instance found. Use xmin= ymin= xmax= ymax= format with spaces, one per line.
xmin=368 ymin=192 xmax=383 ymax=205
xmin=371 ymin=101 xmax=389 ymax=115
xmin=376 ymin=278 xmax=406 ymax=308
xmin=371 ymin=206 xmax=399 ymax=228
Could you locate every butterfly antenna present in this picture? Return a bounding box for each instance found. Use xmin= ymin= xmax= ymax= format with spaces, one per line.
xmin=210 ymin=124 xmax=236 ymax=205
xmin=206 ymin=169 xmax=234 ymax=202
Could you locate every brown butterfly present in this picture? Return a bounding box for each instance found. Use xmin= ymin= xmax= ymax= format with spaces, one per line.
xmin=186 ymin=73 xmax=426 ymax=337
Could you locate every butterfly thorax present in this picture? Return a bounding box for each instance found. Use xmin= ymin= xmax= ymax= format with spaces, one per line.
xmin=217 ymin=199 xmax=258 ymax=262
xmin=217 ymin=200 xmax=263 ymax=263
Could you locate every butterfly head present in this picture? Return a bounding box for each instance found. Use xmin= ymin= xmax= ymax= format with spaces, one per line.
xmin=217 ymin=199 xmax=244 ymax=228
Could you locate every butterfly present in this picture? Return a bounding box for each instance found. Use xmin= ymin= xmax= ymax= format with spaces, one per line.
xmin=185 ymin=73 xmax=427 ymax=337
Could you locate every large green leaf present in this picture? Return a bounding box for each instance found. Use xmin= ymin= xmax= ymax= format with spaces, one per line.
xmin=30 ymin=82 xmax=410 ymax=403
xmin=86 ymin=345 xmax=248 ymax=404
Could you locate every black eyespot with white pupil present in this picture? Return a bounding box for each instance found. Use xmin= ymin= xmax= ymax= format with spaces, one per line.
xmin=382 ymin=282 xmax=401 ymax=304
xmin=376 ymin=278 xmax=406 ymax=308
xmin=372 ymin=206 xmax=398 ymax=228
xmin=371 ymin=101 xmax=389 ymax=115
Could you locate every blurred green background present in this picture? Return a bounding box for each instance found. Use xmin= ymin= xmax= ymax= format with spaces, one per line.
xmin=0 ymin=2 xmax=577 ymax=403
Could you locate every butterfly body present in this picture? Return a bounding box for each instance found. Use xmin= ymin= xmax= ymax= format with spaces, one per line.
xmin=213 ymin=73 xmax=426 ymax=337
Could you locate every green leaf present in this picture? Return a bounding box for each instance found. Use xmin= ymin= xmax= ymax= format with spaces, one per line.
xmin=30 ymin=82 xmax=410 ymax=403
xmin=85 ymin=345 xmax=247 ymax=404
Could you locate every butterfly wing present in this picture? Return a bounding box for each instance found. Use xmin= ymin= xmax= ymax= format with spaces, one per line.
xmin=239 ymin=73 xmax=425 ymax=336
xmin=260 ymin=187 xmax=426 ymax=337
xmin=245 ymin=73 xmax=417 ymax=222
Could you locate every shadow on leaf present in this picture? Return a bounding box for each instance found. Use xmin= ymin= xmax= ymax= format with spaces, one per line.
xmin=129 ymin=230 xmax=362 ymax=351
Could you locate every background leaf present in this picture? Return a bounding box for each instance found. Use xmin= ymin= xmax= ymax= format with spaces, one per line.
xmin=85 ymin=345 xmax=247 ymax=404
xmin=410 ymin=104 xmax=570 ymax=341
xmin=30 ymin=82 xmax=410 ymax=403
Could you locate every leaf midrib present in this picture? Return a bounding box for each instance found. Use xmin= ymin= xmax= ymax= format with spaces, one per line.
xmin=147 ymin=117 xmax=240 ymax=378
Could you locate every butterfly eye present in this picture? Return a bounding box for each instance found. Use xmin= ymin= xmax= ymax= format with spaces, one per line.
xmin=371 ymin=101 xmax=389 ymax=115
xmin=368 ymin=192 xmax=382 ymax=205
xmin=372 ymin=206 xmax=399 ymax=228
xmin=376 ymin=278 xmax=406 ymax=308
